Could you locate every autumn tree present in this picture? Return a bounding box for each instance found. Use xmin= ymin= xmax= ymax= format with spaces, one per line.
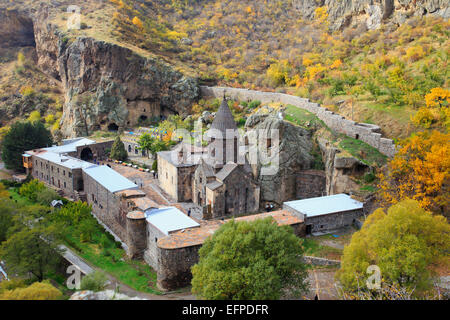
xmin=0 ymin=281 xmax=62 ymax=300
xmin=337 ymin=199 xmax=450 ymax=294
xmin=413 ymin=87 xmax=450 ymax=130
xmin=378 ymin=131 xmax=449 ymax=216
xmin=191 ymin=218 xmax=309 ymax=300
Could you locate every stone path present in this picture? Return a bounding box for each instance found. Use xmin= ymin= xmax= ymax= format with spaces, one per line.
xmin=305 ymin=268 xmax=340 ymax=300
xmin=59 ymin=245 xmax=95 ymax=275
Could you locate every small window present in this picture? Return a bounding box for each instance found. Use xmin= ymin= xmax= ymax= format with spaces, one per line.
xmin=64 ymin=182 xmax=66 ymax=188
xmin=69 ymin=172 xmax=72 ymax=178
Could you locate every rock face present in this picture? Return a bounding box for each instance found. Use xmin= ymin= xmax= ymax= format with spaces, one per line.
xmin=293 ymin=0 xmax=449 ymax=30
xmin=245 ymin=113 xmax=315 ymax=204
xmin=319 ymin=138 xmax=369 ymax=195
xmin=0 ymin=9 xmax=35 ymax=47
xmin=32 ymin=10 xmax=199 ymax=137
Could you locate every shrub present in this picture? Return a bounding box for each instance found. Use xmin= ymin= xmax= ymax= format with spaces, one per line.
xmin=248 ymin=100 xmax=261 ymax=109
xmin=19 ymin=180 xmax=46 ymax=202
xmin=36 ymin=188 xmax=60 ymax=206
xmin=0 ymin=278 xmax=27 ymax=294
xmin=80 ymin=271 xmax=108 ymax=292
xmin=0 ymin=281 xmax=62 ymax=300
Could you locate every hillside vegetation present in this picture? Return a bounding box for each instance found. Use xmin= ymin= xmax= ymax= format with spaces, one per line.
xmin=105 ymin=0 xmax=449 ymax=137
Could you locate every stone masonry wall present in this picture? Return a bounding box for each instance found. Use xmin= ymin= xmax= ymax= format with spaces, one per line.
xmin=201 ymin=86 xmax=397 ymax=157
xmin=82 ymin=172 xmax=126 ymax=240
xmin=306 ymin=208 xmax=363 ymax=233
xmin=157 ymin=244 xmax=202 ymax=291
xmin=296 ymin=170 xmax=326 ymax=199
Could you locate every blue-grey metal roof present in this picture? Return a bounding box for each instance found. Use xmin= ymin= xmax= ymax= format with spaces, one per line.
xmin=44 ymin=138 xmax=96 ymax=154
xmin=83 ymin=165 xmax=138 ymax=193
xmin=284 ymin=194 xmax=363 ymax=217
xmin=145 ymin=207 xmax=200 ymax=235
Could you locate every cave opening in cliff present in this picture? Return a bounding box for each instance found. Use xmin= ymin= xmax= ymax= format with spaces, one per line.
xmin=108 ymin=123 xmax=119 ymax=132
xmin=80 ymin=147 xmax=93 ymax=161
xmin=140 ymin=115 xmax=148 ymax=121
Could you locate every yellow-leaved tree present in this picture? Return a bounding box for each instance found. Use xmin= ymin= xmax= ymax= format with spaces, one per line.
xmin=337 ymin=199 xmax=449 ymax=294
xmin=378 ymin=130 xmax=450 ymax=216
xmin=413 ymin=87 xmax=450 ymax=129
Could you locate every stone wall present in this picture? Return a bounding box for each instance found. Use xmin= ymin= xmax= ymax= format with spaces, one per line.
xmin=295 ymin=170 xmax=326 ymax=199
xmin=157 ymin=153 xmax=179 ymax=201
xmin=126 ymin=212 xmax=147 ymax=259
xmin=31 ymin=156 xmax=83 ymax=199
xmin=82 ymin=171 xmax=126 ymax=240
xmin=76 ymin=140 xmax=114 ymax=161
xmin=302 ymin=256 xmax=341 ymax=267
xmin=144 ymin=224 xmax=166 ymax=271
xmin=156 ymin=244 xmax=202 ymax=291
xmin=305 ymin=208 xmax=363 ymax=233
xmin=201 ymin=86 xmax=397 ymax=157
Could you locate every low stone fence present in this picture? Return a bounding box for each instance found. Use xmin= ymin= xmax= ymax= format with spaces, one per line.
xmin=302 ymin=256 xmax=341 ymax=267
xmin=200 ymin=86 xmax=397 ymax=157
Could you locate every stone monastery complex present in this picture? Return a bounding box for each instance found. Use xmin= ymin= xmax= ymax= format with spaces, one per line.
xmin=22 ymin=98 xmax=364 ymax=291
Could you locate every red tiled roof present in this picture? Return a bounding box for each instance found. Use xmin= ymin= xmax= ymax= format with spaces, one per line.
xmin=157 ymin=210 xmax=303 ymax=250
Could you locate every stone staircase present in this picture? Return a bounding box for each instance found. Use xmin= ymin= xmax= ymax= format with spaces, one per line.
xmin=74 ymin=190 xmax=87 ymax=202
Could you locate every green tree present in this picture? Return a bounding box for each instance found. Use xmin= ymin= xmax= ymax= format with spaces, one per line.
xmin=19 ymin=179 xmax=46 ymax=202
xmin=0 ymin=193 xmax=15 ymax=242
xmin=191 ymin=218 xmax=309 ymax=300
xmin=137 ymin=133 xmax=155 ymax=158
xmin=337 ymin=199 xmax=450 ymax=294
xmin=1 ymin=121 xmax=53 ymax=172
xmin=110 ymin=136 xmax=127 ymax=161
xmin=0 ymin=207 xmax=63 ymax=282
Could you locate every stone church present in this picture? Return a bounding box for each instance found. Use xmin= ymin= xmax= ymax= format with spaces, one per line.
xmin=157 ymin=98 xmax=260 ymax=219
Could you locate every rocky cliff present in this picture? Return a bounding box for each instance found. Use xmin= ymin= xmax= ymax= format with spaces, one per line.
xmin=293 ymin=0 xmax=449 ymax=30
xmin=0 ymin=9 xmax=35 ymax=47
xmin=33 ymin=11 xmax=199 ymax=137
xmin=0 ymin=7 xmax=199 ymax=137
xmin=245 ymin=110 xmax=315 ymax=204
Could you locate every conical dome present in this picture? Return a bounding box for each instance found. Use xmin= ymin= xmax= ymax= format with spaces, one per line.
xmin=210 ymin=99 xmax=237 ymax=134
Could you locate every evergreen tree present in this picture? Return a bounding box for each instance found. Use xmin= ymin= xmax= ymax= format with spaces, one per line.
xmin=1 ymin=121 xmax=53 ymax=172
xmin=110 ymin=136 xmax=127 ymax=161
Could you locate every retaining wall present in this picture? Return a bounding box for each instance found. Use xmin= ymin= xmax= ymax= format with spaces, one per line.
xmin=200 ymin=86 xmax=397 ymax=157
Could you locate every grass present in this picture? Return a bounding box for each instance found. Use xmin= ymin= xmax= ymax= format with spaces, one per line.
xmin=338 ymin=136 xmax=388 ymax=167
xmin=302 ymin=238 xmax=343 ymax=260
xmin=8 ymin=188 xmax=33 ymax=206
xmin=7 ymin=188 xmax=161 ymax=295
xmin=284 ymin=104 xmax=328 ymax=130
xmin=61 ymin=224 xmax=160 ymax=295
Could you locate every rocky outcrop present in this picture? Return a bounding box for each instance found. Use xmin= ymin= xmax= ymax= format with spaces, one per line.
xmin=31 ymin=9 xmax=199 ymax=137
xmin=245 ymin=113 xmax=315 ymax=204
xmin=319 ymin=138 xmax=369 ymax=195
xmin=70 ymin=290 xmax=146 ymax=300
xmin=0 ymin=9 xmax=35 ymax=47
xmin=293 ymin=0 xmax=449 ymax=30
